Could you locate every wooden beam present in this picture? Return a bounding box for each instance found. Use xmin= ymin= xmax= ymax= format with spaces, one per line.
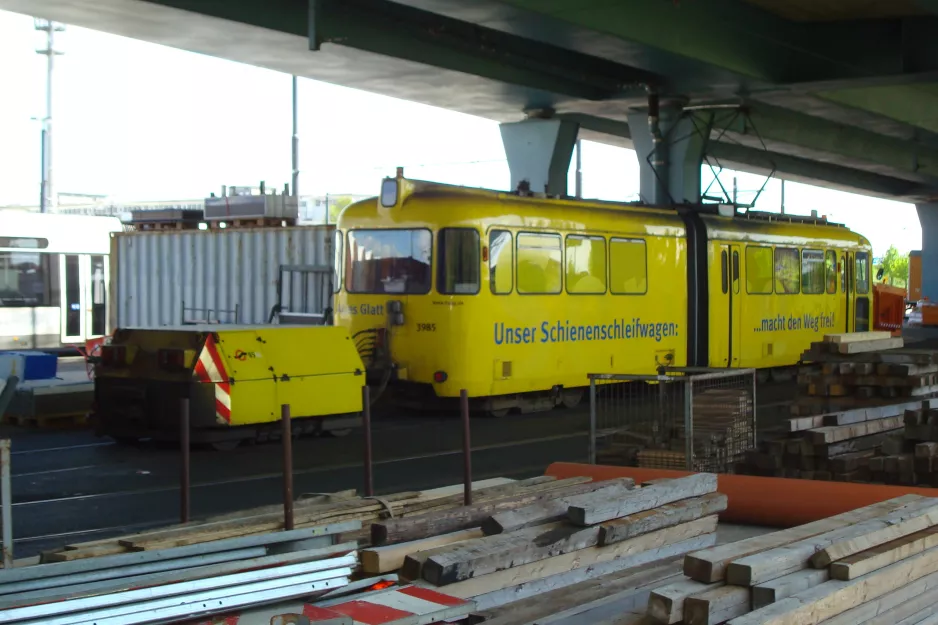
xmin=371 ymin=477 xmax=597 ymax=545
xmin=567 ymin=474 xmax=717 ymax=526
xmin=830 ymin=526 xmax=938 ymax=580
xmin=434 ymin=517 xmax=717 ymax=602
xmin=647 ymin=578 xmax=718 ymax=624
xmin=599 ymin=493 xmax=728 ymax=546
xmin=806 ymin=416 xmax=904 ymax=445
xmin=727 ymin=497 xmax=938 ymax=585
xmin=837 ymin=337 xmax=904 ymax=354
xmin=752 ymin=569 xmax=829 ymax=609
xmin=811 ymin=500 xmax=938 ymax=568
xmin=476 ymin=559 xmax=683 ymax=625
xmin=684 ymin=585 xmax=750 ymax=625
xmin=823 ymin=332 xmax=894 ymax=344
xmin=465 ymin=534 xmax=716 ymax=612
xmin=423 ymin=521 xmax=601 ymax=585
xmin=725 ymin=545 xmax=938 ymax=625
xmin=483 ymin=479 xmax=635 ymax=535
xmin=360 ymin=528 xmax=483 ymax=574
xmin=683 ymin=494 xmax=924 ymax=583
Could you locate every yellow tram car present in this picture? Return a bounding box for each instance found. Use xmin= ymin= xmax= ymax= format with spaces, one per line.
xmin=334 ymin=172 xmax=872 ymax=415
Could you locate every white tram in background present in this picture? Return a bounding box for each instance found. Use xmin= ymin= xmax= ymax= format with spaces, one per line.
xmin=0 ymin=210 xmax=124 ymax=352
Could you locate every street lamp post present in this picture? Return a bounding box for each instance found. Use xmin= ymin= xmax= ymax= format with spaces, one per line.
xmin=34 ymin=19 xmax=65 ymax=213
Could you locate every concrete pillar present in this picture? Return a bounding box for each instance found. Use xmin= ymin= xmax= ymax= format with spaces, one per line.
xmin=917 ymin=203 xmax=938 ymax=301
xmin=627 ymin=98 xmax=713 ymax=205
xmin=500 ymin=118 xmax=579 ymax=196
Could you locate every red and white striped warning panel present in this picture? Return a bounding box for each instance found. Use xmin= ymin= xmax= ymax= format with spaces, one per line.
xmin=186 ymin=585 xmax=473 ymax=625
xmin=194 ymin=333 xmax=231 ymax=424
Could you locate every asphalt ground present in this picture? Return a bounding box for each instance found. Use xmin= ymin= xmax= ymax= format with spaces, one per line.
xmin=4 ymin=328 xmax=934 ymax=560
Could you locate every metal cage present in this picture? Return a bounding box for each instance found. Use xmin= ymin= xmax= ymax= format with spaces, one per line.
xmin=588 ymin=367 xmax=757 ymax=473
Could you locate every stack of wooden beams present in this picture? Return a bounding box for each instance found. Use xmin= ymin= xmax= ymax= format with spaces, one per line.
xmin=793 ymin=332 xmax=938 ymax=417
xmin=361 ymin=474 xmax=725 ymax=616
xmin=738 ymin=400 xmax=938 ymax=481
xmin=37 ymin=476 xmax=588 ymax=562
xmin=646 ymin=493 xmax=938 ymax=625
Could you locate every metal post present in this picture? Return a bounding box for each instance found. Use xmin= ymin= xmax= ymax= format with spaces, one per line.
xmin=180 ymin=398 xmax=190 ymax=523
xmin=780 ymin=179 xmax=786 ymax=214
xmin=460 ymin=389 xmax=472 ymax=506
xmin=588 ymin=377 xmax=597 ymax=464
xmin=362 ymin=386 xmax=373 ymax=497
xmin=684 ymin=378 xmax=694 ymax=471
xmin=1 ymin=439 xmax=12 ymax=568
xmin=281 ymin=404 xmax=294 ymax=531
xmin=291 ymin=75 xmax=299 ymax=199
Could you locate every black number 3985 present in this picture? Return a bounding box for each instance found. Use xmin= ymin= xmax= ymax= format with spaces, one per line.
xmin=417 ymin=323 xmax=436 ymax=332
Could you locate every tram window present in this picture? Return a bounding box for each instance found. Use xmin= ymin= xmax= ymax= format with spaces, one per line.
xmin=826 ymin=250 xmax=837 ymax=294
xmin=0 ymin=251 xmax=56 ymax=307
xmin=721 ymin=250 xmax=728 ymax=295
xmin=732 ymin=251 xmax=740 ymax=294
xmin=775 ymin=247 xmax=801 ymax=294
xmin=332 ymin=230 xmax=343 ymax=293
xmin=745 ymin=246 xmax=773 ymax=294
xmin=346 ymin=229 xmax=432 ymax=294
xmin=489 ymin=230 xmax=513 ymax=294
xmin=565 ymin=235 xmax=606 ymax=294
xmin=856 ymin=252 xmax=870 ymax=294
xmin=609 ymin=238 xmax=647 ymax=295
xmin=517 ymin=232 xmax=562 ymax=294
xmin=438 ymin=228 xmax=480 ymax=295
xmin=802 ymin=249 xmax=825 ymax=294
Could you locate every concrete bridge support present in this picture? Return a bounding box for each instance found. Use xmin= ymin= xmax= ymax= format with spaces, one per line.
xmin=499 ymin=118 xmax=579 ymax=197
xmin=917 ymin=203 xmax=938 ymax=301
xmin=627 ymin=98 xmax=713 ymax=206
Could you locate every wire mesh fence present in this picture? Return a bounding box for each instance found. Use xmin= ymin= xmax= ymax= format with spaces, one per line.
xmin=589 ymin=368 xmax=757 ymax=473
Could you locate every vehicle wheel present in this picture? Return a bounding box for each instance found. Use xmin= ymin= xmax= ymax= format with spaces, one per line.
xmin=210 ymin=439 xmax=241 ymax=451
xmin=560 ymin=390 xmax=584 ymax=409
xmin=487 ymin=407 xmax=511 ymax=418
xmin=325 ymin=428 xmax=353 ymax=438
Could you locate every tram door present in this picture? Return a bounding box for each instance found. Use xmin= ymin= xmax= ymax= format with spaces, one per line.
xmin=715 ymin=244 xmax=743 ymax=367
xmin=59 ymin=254 xmax=108 ymax=344
xmin=842 ymin=252 xmax=854 ymax=333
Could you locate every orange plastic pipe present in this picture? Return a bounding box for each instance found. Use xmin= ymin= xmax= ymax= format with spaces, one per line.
xmin=546 ymin=462 xmax=938 ymax=527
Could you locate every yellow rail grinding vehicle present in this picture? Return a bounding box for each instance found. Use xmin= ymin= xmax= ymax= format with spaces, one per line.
xmin=91 ymin=325 xmax=365 ymax=449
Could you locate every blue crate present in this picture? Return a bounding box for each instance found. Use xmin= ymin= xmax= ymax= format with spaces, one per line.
xmin=0 ymin=351 xmax=58 ymax=381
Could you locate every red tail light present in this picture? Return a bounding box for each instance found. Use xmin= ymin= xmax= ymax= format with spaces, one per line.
xmin=433 ymin=371 xmax=447 ymax=383
xmin=158 ymin=349 xmax=186 ymax=370
xmin=100 ymin=345 xmax=127 ymax=367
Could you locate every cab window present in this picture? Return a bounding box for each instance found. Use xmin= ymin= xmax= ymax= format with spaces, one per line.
xmin=609 ymin=238 xmax=647 ymax=294
xmin=517 ymin=232 xmax=562 ymax=294
xmin=489 ymin=230 xmax=513 ymax=294
xmin=346 ymin=229 xmax=432 ymax=294
xmin=437 ymin=228 xmax=480 ymax=295
xmin=775 ymin=247 xmax=800 ymax=294
xmin=856 ymin=251 xmax=870 ymax=294
xmin=801 ymin=249 xmax=825 ymax=294
xmin=746 ymin=246 xmax=772 ymax=294
xmin=825 ymin=250 xmax=837 ymax=294
xmin=565 ymin=235 xmax=606 ymax=294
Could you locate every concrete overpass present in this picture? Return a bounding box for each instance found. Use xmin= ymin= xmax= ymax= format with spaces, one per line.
xmin=3 ymin=0 xmax=938 ymax=291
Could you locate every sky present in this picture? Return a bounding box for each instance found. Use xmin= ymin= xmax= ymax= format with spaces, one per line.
xmin=0 ymin=9 xmax=922 ymax=257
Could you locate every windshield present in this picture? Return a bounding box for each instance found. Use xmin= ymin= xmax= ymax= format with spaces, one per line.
xmin=346 ymin=229 xmax=432 ymax=294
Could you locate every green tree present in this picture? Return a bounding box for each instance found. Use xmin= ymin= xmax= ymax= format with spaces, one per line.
xmin=327 ymin=195 xmax=355 ymax=223
xmin=876 ymin=245 xmax=910 ymax=287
